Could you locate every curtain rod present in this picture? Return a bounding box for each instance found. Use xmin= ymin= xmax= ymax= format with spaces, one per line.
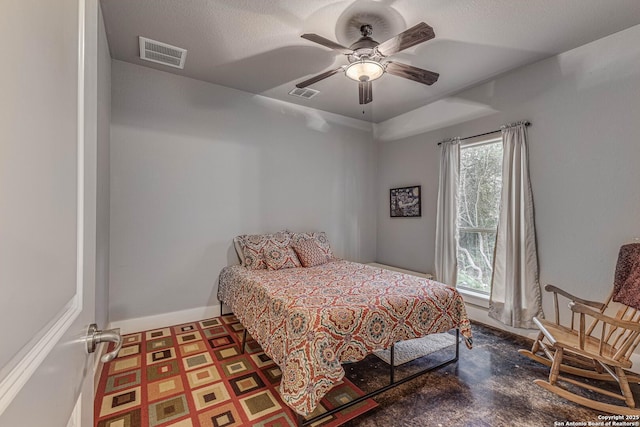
xmin=437 ymin=121 xmax=531 ymax=145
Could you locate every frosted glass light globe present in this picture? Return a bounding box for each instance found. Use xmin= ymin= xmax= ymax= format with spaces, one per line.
xmin=345 ymin=60 xmax=384 ymax=82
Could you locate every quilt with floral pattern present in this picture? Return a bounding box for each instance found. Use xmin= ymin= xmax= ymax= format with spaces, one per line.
xmin=218 ymin=260 xmax=473 ymax=416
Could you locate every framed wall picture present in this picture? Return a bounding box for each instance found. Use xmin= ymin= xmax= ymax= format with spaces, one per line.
xmin=390 ymin=185 xmax=421 ymax=217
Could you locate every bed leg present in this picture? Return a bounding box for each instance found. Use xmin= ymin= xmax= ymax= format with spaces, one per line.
xmin=296 ymin=413 xmax=304 ymax=427
xmin=390 ymin=343 xmax=395 ymax=384
xmin=241 ymin=328 xmax=247 ymax=354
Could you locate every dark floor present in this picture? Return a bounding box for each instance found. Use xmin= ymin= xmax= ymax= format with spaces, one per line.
xmin=340 ymin=322 xmax=640 ymax=427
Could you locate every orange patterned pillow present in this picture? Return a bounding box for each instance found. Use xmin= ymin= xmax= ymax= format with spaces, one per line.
xmin=292 ymin=239 xmax=332 ymax=267
xmin=290 ymin=231 xmax=334 ymax=259
xmin=236 ymin=231 xmax=291 ymax=270
xmin=264 ymin=242 xmax=301 ymax=271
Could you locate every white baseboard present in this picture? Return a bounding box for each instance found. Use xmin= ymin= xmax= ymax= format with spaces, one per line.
xmin=367 ymin=262 xmax=433 ymax=279
xmin=464 ymin=304 xmax=541 ymax=341
xmin=108 ymin=305 xmax=222 ymax=335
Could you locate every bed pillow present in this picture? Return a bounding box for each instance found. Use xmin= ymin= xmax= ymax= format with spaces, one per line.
xmin=233 ymin=237 xmax=246 ymax=265
xmin=290 ymin=231 xmax=334 ymax=259
xmin=292 ymin=238 xmax=332 ymax=267
xmin=235 ymin=231 xmax=292 ymax=270
xmin=263 ymin=242 xmax=301 ymax=271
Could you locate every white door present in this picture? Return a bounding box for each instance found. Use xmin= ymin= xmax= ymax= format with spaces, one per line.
xmin=0 ymin=0 xmax=101 ymax=425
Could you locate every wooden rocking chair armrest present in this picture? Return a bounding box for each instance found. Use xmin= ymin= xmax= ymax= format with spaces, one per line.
xmin=569 ymin=302 xmax=640 ymax=332
xmin=545 ymin=284 xmax=606 ymax=310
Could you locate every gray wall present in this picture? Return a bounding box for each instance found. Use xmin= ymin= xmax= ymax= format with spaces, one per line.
xmin=109 ymin=61 xmax=377 ymax=322
xmin=375 ymin=24 xmax=640 ymax=329
xmin=96 ymin=3 xmax=111 ymax=329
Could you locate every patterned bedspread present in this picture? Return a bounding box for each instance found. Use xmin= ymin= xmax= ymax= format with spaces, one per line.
xmin=218 ymin=260 xmax=472 ymax=416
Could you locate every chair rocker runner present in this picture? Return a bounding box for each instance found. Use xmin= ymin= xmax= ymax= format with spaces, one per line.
xmin=520 ymin=243 xmax=640 ymax=415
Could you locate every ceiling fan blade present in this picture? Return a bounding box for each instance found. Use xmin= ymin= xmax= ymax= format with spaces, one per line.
xmin=358 ymin=80 xmax=373 ymax=105
xmin=376 ymin=22 xmax=435 ymax=56
xmin=385 ymin=61 xmax=439 ymax=85
xmin=296 ymin=67 xmax=343 ymax=88
xmin=301 ymin=33 xmax=353 ymax=54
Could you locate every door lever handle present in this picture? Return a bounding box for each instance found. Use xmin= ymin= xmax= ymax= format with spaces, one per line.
xmin=86 ymin=323 xmax=123 ymax=363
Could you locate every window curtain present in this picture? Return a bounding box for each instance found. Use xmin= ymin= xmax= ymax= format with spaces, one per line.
xmin=435 ymin=138 xmax=460 ymax=286
xmin=489 ymin=122 xmax=543 ymax=328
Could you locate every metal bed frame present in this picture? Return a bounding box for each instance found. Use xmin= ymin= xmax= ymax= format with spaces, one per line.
xmin=223 ymin=301 xmax=461 ymax=427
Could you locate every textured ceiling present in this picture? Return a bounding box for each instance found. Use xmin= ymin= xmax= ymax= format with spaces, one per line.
xmin=100 ymin=0 xmax=640 ymax=123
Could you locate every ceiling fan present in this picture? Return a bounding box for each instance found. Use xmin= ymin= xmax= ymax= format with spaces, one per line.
xmin=296 ymin=22 xmax=439 ymax=105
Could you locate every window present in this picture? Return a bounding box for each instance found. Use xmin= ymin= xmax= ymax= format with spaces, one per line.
xmin=456 ymin=138 xmax=503 ymax=294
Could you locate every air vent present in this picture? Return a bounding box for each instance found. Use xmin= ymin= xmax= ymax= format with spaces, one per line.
xmin=139 ymin=37 xmax=187 ymax=69
xmin=288 ymin=87 xmax=319 ymax=99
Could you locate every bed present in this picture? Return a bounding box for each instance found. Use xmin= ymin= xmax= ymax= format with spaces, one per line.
xmin=218 ymin=252 xmax=473 ymax=418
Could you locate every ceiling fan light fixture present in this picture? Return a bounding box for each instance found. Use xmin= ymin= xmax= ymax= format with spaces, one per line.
xmin=345 ymin=60 xmax=384 ymax=82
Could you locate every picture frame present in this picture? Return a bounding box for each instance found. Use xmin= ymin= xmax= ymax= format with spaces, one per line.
xmin=390 ymin=185 xmax=421 ymax=218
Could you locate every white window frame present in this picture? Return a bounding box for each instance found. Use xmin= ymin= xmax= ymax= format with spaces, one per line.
xmin=456 ymin=136 xmax=502 ymax=307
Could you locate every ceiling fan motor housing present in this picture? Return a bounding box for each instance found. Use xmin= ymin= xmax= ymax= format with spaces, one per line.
xmin=348 ymin=24 xmax=381 ymax=56
xmin=349 ymin=37 xmax=379 ymax=52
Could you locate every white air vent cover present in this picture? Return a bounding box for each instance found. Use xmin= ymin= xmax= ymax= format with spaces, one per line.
xmin=288 ymin=87 xmax=320 ymax=99
xmin=139 ymin=37 xmax=187 ymax=69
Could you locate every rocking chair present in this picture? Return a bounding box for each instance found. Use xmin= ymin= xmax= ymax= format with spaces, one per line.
xmin=519 ymin=243 xmax=640 ymax=415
